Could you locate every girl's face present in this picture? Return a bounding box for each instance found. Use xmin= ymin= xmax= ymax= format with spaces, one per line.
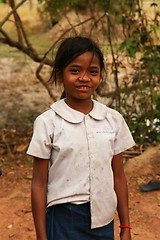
xmin=61 ymin=51 xmax=101 ymax=106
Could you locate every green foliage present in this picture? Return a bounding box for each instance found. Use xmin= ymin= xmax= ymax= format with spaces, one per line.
xmin=118 ymin=1 xmax=160 ymax=145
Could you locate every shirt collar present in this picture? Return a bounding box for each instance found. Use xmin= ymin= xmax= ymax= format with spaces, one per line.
xmin=50 ymin=99 xmax=107 ymax=123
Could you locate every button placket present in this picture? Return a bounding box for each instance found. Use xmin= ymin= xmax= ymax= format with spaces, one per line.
xmin=84 ymin=116 xmax=97 ymax=227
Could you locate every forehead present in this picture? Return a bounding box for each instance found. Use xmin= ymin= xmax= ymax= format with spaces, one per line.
xmin=68 ymin=51 xmax=100 ymax=67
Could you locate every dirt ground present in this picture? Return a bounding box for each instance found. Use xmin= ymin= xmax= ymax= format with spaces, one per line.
xmin=0 ymin=58 xmax=160 ymax=240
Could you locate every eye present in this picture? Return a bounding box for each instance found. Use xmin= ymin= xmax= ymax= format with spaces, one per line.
xmin=69 ymin=68 xmax=80 ymax=74
xmin=90 ymin=69 xmax=99 ymax=76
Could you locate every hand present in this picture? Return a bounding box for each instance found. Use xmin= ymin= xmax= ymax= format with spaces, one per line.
xmin=120 ymin=229 xmax=132 ymax=240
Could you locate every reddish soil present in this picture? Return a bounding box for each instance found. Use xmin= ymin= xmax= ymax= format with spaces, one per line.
xmin=1 ymin=140 xmax=160 ymax=240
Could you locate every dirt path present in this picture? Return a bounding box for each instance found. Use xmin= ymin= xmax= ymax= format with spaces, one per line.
xmin=0 ymin=58 xmax=160 ymax=239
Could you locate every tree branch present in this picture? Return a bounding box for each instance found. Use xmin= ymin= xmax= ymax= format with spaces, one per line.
xmin=36 ymin=63 xmax=57 ymax=101
xmin=0 ymin=0 xmax=27 ymax=29
xmin=0 ymin=28 xmax=52 ymax=65
xmin=106 ymin=12 xmax=120 ymax=110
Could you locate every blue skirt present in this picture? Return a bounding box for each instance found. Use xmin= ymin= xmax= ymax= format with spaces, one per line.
xmin=46 ymin=202 xmax=114 ymax=240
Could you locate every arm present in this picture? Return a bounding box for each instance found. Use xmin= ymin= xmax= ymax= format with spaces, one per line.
xmin=112 ymin=153 xmax=132 ymax=240
xmin=31 ymin=157 xmax=49 ymax=240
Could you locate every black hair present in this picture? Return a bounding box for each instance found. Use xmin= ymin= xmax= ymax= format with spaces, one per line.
xmin=50 ymin=36 xmax=105 ymax=85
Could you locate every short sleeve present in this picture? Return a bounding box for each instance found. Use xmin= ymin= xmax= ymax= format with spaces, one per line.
xmin=113 ymin=113 xmax=135 ymax=155
xmin=27 ymin=113 xmax=54 ymax=159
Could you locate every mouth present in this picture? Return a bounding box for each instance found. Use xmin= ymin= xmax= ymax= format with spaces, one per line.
xmin=76 ymin=85 xmax=91 ymax=90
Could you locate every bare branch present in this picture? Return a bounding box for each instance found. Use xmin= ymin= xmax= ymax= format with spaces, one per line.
xmin=36 ymin=63 xmax=57 ymax=101
xmin=8 ymin=0 xmax=23 ymax=43
xmin=0 ymin=0 xmax=27 ymax=29
xmin=106 ymin=13 xmax=120 ymax=110
xmin=64 ymin=13 xmax=78 ymax=35
xmin=90 ymin=13 xmax=106 ymax=36
xmin=0 ymin=28 xmax=52 ymax=65
xmin=44 ymin=16 xmax=94 ymax=54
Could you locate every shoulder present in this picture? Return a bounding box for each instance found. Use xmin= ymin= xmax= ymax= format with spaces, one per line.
xmin=33 ymin=106 xmax=57 ymax=131
xmin=106 ymin=106 xmax=123 ymax=120
xmin=106 ymin=107 xmax=128 ymax=131
xmin=36 ymin=100 xmax=65 ymax=121
xmin=92 ymin=100 xmax=123 ymax=121
xmin=36 ymin=108 xmax=56 ymax=122
xmin=92 ymin=100 xmax=128 ymax=133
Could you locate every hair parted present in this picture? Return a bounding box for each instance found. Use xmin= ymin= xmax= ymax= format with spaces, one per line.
xmin=50 ymin=36 xmax=105 ymax=84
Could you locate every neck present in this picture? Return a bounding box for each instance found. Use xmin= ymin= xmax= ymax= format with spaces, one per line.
xmin=65 ymin=99 xmax=93 ymax=114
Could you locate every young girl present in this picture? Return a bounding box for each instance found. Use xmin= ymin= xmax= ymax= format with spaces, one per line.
xmin=27 ymin=36 xmax=135 ymax=240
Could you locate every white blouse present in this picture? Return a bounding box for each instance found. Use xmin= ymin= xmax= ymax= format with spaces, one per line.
xmin=27 ymin=99 xmax=135 ymax=228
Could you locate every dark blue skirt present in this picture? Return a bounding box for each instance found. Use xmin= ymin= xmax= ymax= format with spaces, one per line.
xmin=46 ymin=202 xmax=114 ymax=240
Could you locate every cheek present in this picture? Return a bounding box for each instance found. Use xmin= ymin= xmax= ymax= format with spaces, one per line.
xmin=95 ymin=78 xmax=101 ymax=86
xmin=93 ymin=79 xmax=101 ymax=90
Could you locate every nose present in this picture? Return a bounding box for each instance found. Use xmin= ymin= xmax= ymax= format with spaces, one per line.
xmin=78 ymin=73 xmax=91 ymax=82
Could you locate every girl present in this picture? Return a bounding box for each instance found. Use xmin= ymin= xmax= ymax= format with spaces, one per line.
xmin=27 ymin=36 xmax=135 ymax=240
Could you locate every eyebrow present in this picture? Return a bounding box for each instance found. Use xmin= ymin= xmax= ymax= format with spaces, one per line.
xmin=69 ymin=64 xmax=100 ymax=69
xmin=69 ymin=64 xmax=81 ymax=68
